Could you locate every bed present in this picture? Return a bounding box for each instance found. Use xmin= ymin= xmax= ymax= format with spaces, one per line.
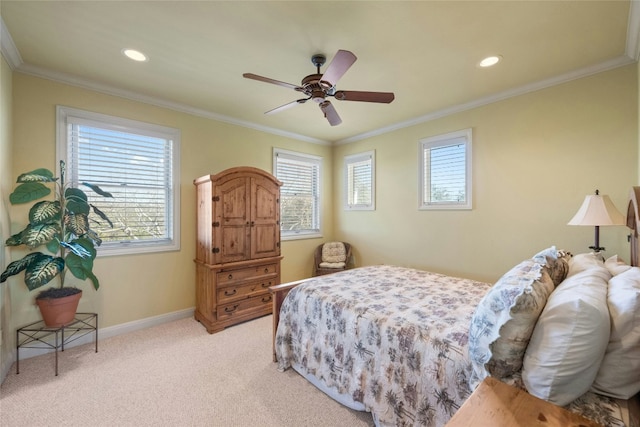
xmin=272 ymin=187 xmax=640 ymax=427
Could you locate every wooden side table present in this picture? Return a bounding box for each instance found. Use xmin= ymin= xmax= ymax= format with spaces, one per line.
xmin=16 ymin=312 xmax=98 ymax=376
xmin=446 ymin=377 xmax=601 ymax=427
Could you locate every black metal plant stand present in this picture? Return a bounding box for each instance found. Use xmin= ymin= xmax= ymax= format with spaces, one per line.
xmin=16 ymin=312 xmax=98 ymax=376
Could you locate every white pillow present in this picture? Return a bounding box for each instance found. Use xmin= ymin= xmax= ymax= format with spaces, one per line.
xmin=567 ymin=252 xmax=604 ymax=276
xmin=604 ymin=254 xmax=632 ymax=276
xmin=591 ymin=266 xmax=640 ymax=399
xmin=522 ymin=264 xmax=611 ymax=406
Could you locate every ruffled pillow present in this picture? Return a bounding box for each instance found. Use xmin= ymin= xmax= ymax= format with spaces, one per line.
xmin=468 ymin=247 xmax=569 ymax=389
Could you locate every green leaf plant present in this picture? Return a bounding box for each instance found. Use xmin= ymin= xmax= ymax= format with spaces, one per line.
xmin=0 ymin=161 xmax=113 ymax=298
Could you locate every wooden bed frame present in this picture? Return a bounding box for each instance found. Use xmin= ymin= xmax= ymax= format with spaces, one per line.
xmin=268 ymin=278 xmax=312 ymax=361
xmin=627 ymin=187 xmax=640 ymax=267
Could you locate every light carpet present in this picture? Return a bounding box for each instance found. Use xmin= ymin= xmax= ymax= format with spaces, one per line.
xmin=0 ymin=315 xmax=374 ymax=426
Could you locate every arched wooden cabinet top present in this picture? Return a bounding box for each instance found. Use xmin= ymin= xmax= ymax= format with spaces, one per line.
xmin=194 ymin=166 xmax=282 ymax=187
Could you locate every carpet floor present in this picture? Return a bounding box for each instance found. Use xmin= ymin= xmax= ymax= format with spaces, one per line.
xmin=0 ymin=314 xmax=374 ymax=426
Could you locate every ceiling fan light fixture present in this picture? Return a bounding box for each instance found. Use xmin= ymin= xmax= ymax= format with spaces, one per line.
xmin=479 ymin=55 xmax=502 ymax=68
xmin=311 ymin=91 xmax=325 ymax=103
xmin=122 ymin=48 xmax=148 ymax=62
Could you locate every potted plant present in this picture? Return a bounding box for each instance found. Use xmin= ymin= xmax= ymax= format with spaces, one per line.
xmin=0 ymin=161 xmax=113 ymax=327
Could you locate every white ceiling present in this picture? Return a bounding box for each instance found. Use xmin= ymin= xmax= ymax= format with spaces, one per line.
xmin=1 ymin=1 xmax=638 ymax=144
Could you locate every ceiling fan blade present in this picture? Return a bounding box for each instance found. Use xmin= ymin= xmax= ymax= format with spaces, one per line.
xmin=320 ymin=50 xmax=357 ymax=87
xmin=243 ymin=73 xmax=301 ymax=91
xmin=319 ymin=101 xmax=342 ymax=126
xmin=265 ymin=98 xmax=309 ymax=115
xmin=334 ymin=90 xmax=395 ymax=103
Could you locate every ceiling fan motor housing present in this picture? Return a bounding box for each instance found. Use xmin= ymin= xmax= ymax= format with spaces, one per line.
xmin=300 ymin=74 xmax=332 ymax=102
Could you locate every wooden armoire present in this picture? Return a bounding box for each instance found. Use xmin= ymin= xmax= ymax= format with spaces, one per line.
xmin=193 ymin=167 xmax=282 ymax=333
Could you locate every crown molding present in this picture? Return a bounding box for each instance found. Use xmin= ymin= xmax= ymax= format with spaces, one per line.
xmin=0 ymin=16 xmax=23 ymax=69
xmin=627 ymin=0 xmax=640 ymax=60
xmin=12 ymin=54 xmax=634 ymax=147
xmin=335 ymin=55 xmax=635 ymax=145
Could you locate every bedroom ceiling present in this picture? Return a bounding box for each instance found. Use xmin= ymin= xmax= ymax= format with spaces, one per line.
xmin=0 ymin=1 xmax=637 ymax=144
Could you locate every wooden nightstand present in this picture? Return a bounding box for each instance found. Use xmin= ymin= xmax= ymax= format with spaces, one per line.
xmin=445 ymin=377 xmax=601 ymax=427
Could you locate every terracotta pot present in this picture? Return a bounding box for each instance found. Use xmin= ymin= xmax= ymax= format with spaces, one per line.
xmin=36 ymin=291 xmax=82 ymax=327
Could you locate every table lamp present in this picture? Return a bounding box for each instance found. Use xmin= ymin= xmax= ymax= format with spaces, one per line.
xmin=568 ymin=189 xmax=624 ymax=252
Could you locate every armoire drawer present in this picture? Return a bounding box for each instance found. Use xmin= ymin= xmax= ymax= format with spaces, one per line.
xmin=216 ymin=263 xmax=278 ymax=285
xmin=217 ymin=293 xmax=272 ymax=320
xmin=217 ymin=278 xmax=277 ymax=304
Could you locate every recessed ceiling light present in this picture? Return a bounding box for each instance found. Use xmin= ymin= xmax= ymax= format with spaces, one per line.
xmin=479 ymin=55 xmax=502 ymax=68
xmin=122 ymin=48 xmax=148 ymax=62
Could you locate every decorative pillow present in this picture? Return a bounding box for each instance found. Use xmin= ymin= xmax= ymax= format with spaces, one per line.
xmin=522 ymin=263 xmax=611 ymax=406
xmin=468 ymin=247 xmax=568 ymax=389
xmin=591 ymin=266 xmax=640 ymax=399
xmin=533 ymin=248 xmax=570 ymax=286
xmin=321 ymin=242 xmax=346 ymax=263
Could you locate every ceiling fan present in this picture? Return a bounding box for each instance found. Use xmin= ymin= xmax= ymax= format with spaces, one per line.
xmin=243 ymin=50 xmax=395 ymax=126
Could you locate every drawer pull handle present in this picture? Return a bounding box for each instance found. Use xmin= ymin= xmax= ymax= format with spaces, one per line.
xmin=262 ymin=282 xmax=271 ymax=288
xmin=228 ymin=274 xmax=233 ymax=280
xmin=225 ymin=305 xmax=238 ymax=313
xmin=224 ymin=289 xmax=237 ymax=296
xmin=264 ymin=268 xmax=269 ymax=273
xmin=262 ymin=295 xmax=272 ymax=303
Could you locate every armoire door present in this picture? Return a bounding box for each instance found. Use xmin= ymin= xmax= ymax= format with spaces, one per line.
xmin=250 ymin=175 xmax=280 ymax=259
xmin=213 ymin=177 xmax=250 ymax=264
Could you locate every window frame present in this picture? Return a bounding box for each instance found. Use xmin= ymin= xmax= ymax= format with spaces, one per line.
xmin=344 ymin=150 xmax=375 ymax=211
xmin=419 ymin=128 xmax=472 ymax=210
xmin=273 ymin=148 xmax=322 ymax=241
xmin=56 ymin=105 xmax=181 ymax=256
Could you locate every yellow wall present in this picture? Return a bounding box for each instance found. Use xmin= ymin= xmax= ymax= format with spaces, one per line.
xmin=0 ymin=54 xmax=14 ymax=377
xmin=3 ymin=63 xmax=639 ymax=353
xmin=7 ymin=74 xmax=333 ymax=333
xmin=333 ymin=65 xmax=638 ymax=283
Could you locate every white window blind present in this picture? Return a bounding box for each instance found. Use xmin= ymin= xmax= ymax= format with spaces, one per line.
xmin=273 ymin=149 xmax=321 ymax=239
xmin=57 ymin=106 xmax=181 ymax=255
xmin=345 ymin=151 xmax=375 ymax=210
xmin=420 ymin=129 xmax=472 ymax=210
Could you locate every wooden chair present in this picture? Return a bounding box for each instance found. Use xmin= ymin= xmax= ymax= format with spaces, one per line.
xmin=313 ymin=242 xmax=352 ymax=276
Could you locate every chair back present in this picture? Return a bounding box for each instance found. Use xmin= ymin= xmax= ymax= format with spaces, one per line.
xmin=313 ymin=242 xmax=352 ymax=276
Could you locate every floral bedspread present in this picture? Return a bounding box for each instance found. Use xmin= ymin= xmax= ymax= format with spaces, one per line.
xmin=275 ymin=265 xmax=489 ymax=426
xmin=275 ymin=265 xmax=632 ymax=427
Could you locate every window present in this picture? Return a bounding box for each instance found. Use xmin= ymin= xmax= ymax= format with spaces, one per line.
xmin=344 ymin=150 xmax=375 ymax=210
xmin=419 ymin=128 xmax=472 ymax=210
xmin=56 ymin=106 xmax=181 ymax=255
xmin=273 ymin=148 xmax=321 ymax=240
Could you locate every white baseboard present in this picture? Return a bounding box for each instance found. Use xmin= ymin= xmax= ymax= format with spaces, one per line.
xmin=15 ymin=307 xmax=195 ymax=361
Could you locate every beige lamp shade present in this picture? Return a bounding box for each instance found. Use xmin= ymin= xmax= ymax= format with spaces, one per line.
xmin=568 ymin=193 xmax=624 ymax=226
xmin=568 ymin=190 xmax=624 ymax=252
